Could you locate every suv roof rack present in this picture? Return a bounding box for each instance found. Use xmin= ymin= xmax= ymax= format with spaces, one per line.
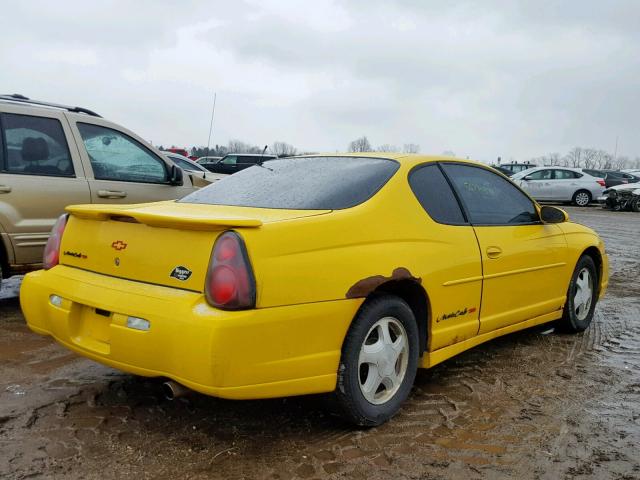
xmin=0 ymin=94 xmax=102 ymax=117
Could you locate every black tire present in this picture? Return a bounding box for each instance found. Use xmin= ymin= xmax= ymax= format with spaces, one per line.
xmin=572 ymin=190 xmax=592 ymax=207
xmin=559 ymin=255 xmax=598 ymax=333
xmin=334 ymin=295 xmax=419 ymax=426
xmin=631 ymin=198 xmax=640 ymax=213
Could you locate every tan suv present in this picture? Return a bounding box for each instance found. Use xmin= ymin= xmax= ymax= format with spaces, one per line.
xmin=0 ymin=94 xmax=200 ymax=289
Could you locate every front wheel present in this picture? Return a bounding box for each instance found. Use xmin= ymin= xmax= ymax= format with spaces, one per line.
xmin=572 ymin=190 xmax=592 ymax=207
xmin=559 ymin=255 xmax=598 ymax=332
xmin=335 ymin=295 xmax=419 ymax=426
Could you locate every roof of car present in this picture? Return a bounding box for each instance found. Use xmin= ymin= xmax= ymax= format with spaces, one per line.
xmin=291 ymin=153 xmax=490 ymax=169
xmin=0 ymin=94 xmax=101 ymax=117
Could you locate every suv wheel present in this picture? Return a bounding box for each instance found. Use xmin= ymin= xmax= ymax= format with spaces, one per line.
xmin=572 ymin=190 xmax=592 ymax=207
xmin=335 ymin=295 xmax=419 ymax=426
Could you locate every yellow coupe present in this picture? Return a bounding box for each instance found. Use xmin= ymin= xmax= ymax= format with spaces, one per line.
xmin=20 ymin=154 xmax=608 ymax=426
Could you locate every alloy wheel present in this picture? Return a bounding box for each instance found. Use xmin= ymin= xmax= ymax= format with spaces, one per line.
xmin=574 ymin=267 xmax=593 ymax=321
xmin=358 ymin=316 xmax=409 ymax=405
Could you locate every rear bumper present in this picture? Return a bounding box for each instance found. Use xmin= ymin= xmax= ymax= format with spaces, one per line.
xmin=20 ymin=266 xmax=361 ymax=399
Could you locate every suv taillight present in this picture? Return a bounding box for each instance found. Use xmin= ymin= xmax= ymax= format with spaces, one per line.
xmin=205 ymin=231 xmax=256 ymax=310
xmin=43 ymin=214 xmax=68 ymax=270
xmin=596 ymin=179 xmax=606 ymax=187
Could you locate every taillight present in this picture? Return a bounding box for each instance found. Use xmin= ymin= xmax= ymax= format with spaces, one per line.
xmin=205 ymin=231 xmax=255 ymax=310
xmin=596 ymin=179 xmax=606 ymax=187
xmin=43 ymin=214 xmax=68 ymax=270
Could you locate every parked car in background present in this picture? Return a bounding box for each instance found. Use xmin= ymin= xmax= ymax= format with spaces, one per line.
xmin=0 ymin=94 xmax=200 ymax=289
xmin=511 ymin=167 xmax=605 ymax=206
xmin=599 ymin=182 xmax=640 ymax=212
xmin=494 ymin=162 xmax=537 ymax=175
xmin=20 ymin=154 xmax=608 ymax=426
xmin=162 ymin=151 xmax=225 ymax=183
xmin=582 ymin=169 xmax=640 ymax=188
xmin=489 ymin=165 xmax=514 ymax=176
xmin=202 ymin=153 xmax=278 ymax=174
xmin=197 ymin=156 xmax=222 ymax=164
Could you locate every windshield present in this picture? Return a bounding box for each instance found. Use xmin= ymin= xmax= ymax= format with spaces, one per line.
xmin=179 ymin=156 xmax=399 ymax=210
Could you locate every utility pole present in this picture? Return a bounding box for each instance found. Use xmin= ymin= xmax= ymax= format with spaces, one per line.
xmin=206 ymin=92 xmax=217 ymax=156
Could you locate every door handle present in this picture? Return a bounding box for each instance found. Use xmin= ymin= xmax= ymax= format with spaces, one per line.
xmin=97 ymin=190 xmax=127 ymax=199
xmin=0 ymin=185 xmax=11 ymax=193
xmin=486 ymin=246 xmax=502 ymax=259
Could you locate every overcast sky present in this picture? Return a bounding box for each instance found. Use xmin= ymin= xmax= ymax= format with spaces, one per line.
xmin=2 ymin=0 xmax=639 ymax=162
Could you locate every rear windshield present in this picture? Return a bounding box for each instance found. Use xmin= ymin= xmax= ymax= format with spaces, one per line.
xmin=179 ymin=156 xmax=399 ymax=210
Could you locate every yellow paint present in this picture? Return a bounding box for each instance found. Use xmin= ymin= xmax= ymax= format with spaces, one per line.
xmin=20 ymin=154 xmax=609 ymax=399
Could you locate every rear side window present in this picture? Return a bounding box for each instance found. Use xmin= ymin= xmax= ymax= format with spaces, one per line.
xmin=0 ymin=113 xmax=74 ymax=177
xmin=409 ymin=164 xmax=466 ymax=224
xmin=442 ymin=164 xmax=539 ymax=225
xmin=180 ymin=156 xmax=399 ymax=210
xmin=554 ymin=169 xmax=581 ymax=179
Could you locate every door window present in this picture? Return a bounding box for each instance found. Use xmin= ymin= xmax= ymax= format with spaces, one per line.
xmin=0 ymin=113 xmax=74 ymax=177
xmin=220 ymin=155 xmax=237 ymax=165
xmin=442 ymin=164 xmax=539 ymax=225
xmin=409 ymin=164 xmax=466 ymax=224
xmin=525 ymin=169 xmax=552 ymax=180
xmin=553 ymin=169 xmax=581 ymax=179
xmin=77 ymin=123 xmax=167 ymax=183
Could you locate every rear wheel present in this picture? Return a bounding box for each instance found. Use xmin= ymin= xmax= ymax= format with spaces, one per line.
xmin=335 ymin=295 xmax=419 ymax=426
xmin=560 ymin=255 xmax=598 ymax=332
xmin=631 ymin=197 xmax=640 ymax=213
xmin=572 ymin=190 xmax=592 ymax=207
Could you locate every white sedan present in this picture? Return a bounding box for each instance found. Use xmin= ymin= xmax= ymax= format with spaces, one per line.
xmin=511 ymin=167 xmax=605 ymax=207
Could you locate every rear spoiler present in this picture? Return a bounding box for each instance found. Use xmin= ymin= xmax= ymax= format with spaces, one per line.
xmin=66 ymin=203 xmax=262 ymax=231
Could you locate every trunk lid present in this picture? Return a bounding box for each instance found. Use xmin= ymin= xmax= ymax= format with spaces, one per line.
xmin=59 ymin=201 xmax=330 ymax=291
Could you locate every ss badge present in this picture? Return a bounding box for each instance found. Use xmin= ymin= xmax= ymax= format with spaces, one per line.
xmin=170 ymin=266 xmax=192 ymax=281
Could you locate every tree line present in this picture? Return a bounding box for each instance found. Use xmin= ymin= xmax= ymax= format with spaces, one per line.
xmin=528 ymin=147 xmax=640 ymax=170
xmin=157 ymin=140 xmax=302 ymax=158
xmin=347 ymin=136 xmax=420 ymax=154
xmin=158 ymin=136 xmax=421 ymax=158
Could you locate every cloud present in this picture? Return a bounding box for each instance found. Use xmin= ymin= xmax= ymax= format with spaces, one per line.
xmin=1 ymin=0 xmax=639 ymax=160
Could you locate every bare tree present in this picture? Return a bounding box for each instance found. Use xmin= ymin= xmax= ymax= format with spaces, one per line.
xmin=348 ymin=136 xmax=372 ymax=152
xmin=271 ymin=141 xmax=297 ymax=157
xmin=227 ymin=139 xmax=261 ymax=153
xmin=403 ymin=143 xmax=420 ymax=154
xmin=565 ymin=147 xmax=582 ymax=167
xmin=547 ymin=152 xmax=561 ymax=166
xmin=376 ymin=144 xmax=398 ymax=152
xmin=613 ymin=156 xmax=629 ymax=170
xmin=582 ymin=148 xmax=598 ymax=169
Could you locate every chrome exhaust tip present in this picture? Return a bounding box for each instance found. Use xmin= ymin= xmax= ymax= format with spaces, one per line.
xmin=162 ymin=380 xmax=191 ymax=400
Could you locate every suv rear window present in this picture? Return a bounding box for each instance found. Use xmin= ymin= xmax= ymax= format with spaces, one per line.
xmin=180 ymin=156 xmax=399 ymax=210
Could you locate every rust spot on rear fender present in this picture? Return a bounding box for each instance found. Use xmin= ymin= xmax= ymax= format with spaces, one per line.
xmin=346 ymin=267 xmax=422 ymax=299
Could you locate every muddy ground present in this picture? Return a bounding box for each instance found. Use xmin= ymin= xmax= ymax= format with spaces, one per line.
xmin=1 ymin=206 xmax=639 ymax=480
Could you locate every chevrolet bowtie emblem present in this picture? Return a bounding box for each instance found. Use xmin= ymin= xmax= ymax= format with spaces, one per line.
xmin=111 ymin=240 xmax=128 ymax=251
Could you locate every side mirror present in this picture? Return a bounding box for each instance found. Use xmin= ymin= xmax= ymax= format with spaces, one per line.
xmin=523 ymin=175 xmax=532 ymax=181
xmin=169 ymin=165 xmax=184 ymax=186
xmin=540 ymin=205 xmax=568 ymax=223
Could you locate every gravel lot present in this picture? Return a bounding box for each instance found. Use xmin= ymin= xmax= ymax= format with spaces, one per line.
xmin=1 ymin=207 xmax=639 ymax=480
